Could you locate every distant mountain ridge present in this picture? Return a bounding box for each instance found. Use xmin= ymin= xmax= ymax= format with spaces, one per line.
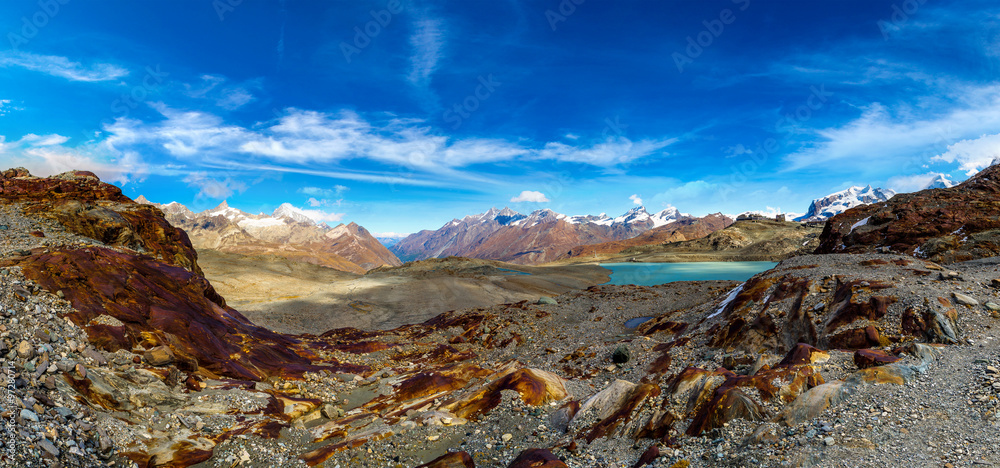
xmin=795 ymin=185 xmax=896 ymax=222
xmin=136 ymin=197 xmax=401 ymax=273
xmin=559 ymin=213 xmax=734 ymax=260
xmin=391 ymin=205 xmax=692 ymax=265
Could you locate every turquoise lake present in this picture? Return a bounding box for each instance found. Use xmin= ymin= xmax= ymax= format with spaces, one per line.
xmin=600 ymin=261 xmax=777 ymax=286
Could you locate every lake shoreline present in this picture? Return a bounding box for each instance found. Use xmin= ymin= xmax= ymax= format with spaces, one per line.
xmin=600 ymin=260 xmax=778 ymax=286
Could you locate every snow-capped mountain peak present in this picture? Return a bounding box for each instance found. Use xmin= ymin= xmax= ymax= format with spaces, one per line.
xmin=649 ymin=205 xmax=687 ymax=228
xmin=272 ymin=203 xmax=316 ymax=224
xmin=461 ymin=207 xmax=526 ymax=226
xmin=612 ymin=206 xmax=651 ymax=225
xmin=923 ymin=174 xmax=955 ymax=190
xmin=796 ymin=185 xmax=895 ymax=222
xmin=204 ymin=200 xmax=251 ymax=221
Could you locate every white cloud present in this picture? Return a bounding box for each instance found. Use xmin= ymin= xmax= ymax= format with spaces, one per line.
xmin=784 ymin=84 xmax=1000 ymax=173
xmin=183 ymin=172 xmax=248 ymax=199
xmin=279 ymin=204 xmax=344 ymax=223
xmin=0 ymin=99 xmax=21 ymax=116
xmin=0 ymin=132 xmax=148 ymax=185
xmin=106 ymin=106 xmax=676 ymax=177
xmin=18 ymin=133 xmax=69 ymax=146
xmin=931 ymin=133 xmax=1000 ymax=176
xmin=0 ymin=51 xmax=127 ymax=82
xmin=537 ymin=136 xmax=676 ymax=166
xmin=299 ymin=185 xmax=348 ymax=197
xmin=510 ymin=190 xmax=550 ymax=203
xmin=629 ymin=194 xmax=643 ymax=205
xmin=372 ymin=232 xmax=410 ymax=238
xmin=306 ymin=197 xmax=322 ymax=207
xmin=408 ymin=18 xmax=444 ymax=88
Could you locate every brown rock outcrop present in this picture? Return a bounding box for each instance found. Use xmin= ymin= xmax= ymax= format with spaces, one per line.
xmin=0 ymin=169 xmax=202 ymax=274
xmin=816 ymin=164 xmax=1000 ymax=263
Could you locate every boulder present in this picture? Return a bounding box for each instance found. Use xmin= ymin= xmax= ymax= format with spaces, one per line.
xmin=853 ymin=349 xmax=901 ymax=369
xmin=612 ymin=345 xmax=631 ymax=364
xmin=143 ymin=346 xmax=175 ymax=367
xmin=953 ymin=292 xmax=978 ymax=307
xmin=507 ymin=449 xmax=567 ymax=468
xmin=16 ymin=340 xmax=33 ymax=359
xmin=416 ymin=451 xmax=475 ymax=468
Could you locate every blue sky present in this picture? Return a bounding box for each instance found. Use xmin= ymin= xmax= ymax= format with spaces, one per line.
xmin=1 ymin=0 xmax=999 ymax=234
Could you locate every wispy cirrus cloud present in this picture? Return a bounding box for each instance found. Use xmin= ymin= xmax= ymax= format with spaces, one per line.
xmin=407 ymin=17 xmax=444 ymax=88
xmin=102 ymin=105 xmax=677 ymax=182
xmin=406 ymin=15 xmax=445 ymax=109
xmin=783 ymin=84 xmax=1000 ymax=174
xmin=0 ymin=51 xmax=127 ymax=82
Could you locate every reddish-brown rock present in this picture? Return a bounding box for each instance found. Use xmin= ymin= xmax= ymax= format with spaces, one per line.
xmin=631 ymin=444 xmax=660 ymax=468
xmin=507 ymin=449 xmax=568 ymax=468
xmin=8 ymin=247 xmax=360 ymax=380
xmin=416 ymin=451 xmax=476 ymax=468
xmin=0 ymin=169 xmax=202 ymax=274
xmin=853 ymin=349 xmax=902 ymax=369
xmin=816 ymin=164 xmax=1000 ymax=263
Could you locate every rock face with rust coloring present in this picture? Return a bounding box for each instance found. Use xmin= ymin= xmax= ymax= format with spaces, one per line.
xmin=816 ymin=164 xmax=1000 ymax=263
xmin=1 ymin=169 xmax=203 ymax=274
xmin=10 ymin=247 xmax=341 ymax=380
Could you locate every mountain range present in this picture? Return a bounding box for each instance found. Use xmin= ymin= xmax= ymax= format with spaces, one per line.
xmin=137 ymin=181 xmax=905 ymax=270
xmin=390 ymin=205 xmax=695 ymax=265
xmin=794 ymin=185 xmax=896 ymax=222
xmin=135 ymin=197 xmax=401 ymax=274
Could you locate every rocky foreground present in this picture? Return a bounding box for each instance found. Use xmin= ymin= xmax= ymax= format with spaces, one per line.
xmin=0 ymin=168 xmax=998 ymax=468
